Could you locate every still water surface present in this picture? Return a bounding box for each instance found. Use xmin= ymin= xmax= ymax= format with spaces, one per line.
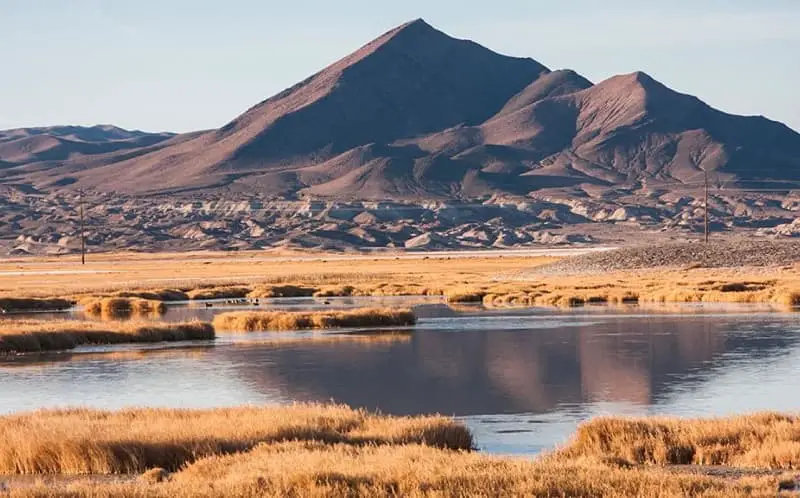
xmin=2 ymin=303 xmax=800 ymax=455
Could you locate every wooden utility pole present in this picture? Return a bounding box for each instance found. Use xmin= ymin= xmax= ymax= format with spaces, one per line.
xmin=704 ymin=171 xmax=710 ymax=244
xmin=78 ymin=190 xmax=86 ymax=265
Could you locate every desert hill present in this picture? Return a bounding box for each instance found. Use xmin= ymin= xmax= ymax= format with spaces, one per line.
xmin=1 ymin=19 xmax=799 ymax=199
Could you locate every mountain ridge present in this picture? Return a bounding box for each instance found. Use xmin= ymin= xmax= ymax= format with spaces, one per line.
xmin=1 ymin=19 xmax=799 ymax=198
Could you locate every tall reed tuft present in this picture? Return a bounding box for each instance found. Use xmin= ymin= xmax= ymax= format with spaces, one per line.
xmin=212 ymin=308 xmax=416 ymax=332
xmin=0 ymin=320 xmax=214 ymax=354
xmin=81 ymin=297 xmax=167 ymax=317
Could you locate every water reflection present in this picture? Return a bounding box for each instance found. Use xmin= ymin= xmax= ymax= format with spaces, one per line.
xmin=1 ymin=309 xmax=799 ymax=454
xmin=224 ymin=315 xmax=799 ymax=416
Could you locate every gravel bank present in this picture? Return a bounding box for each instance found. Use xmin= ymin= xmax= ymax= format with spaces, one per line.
xmin=527 ymin=240 xmax=800 ymax=276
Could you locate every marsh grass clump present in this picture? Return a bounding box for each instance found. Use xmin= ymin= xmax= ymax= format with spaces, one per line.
xmin=0 ymin=297 xmax=73 ymax=313
xmin=247 ymin=285 xmax=317 ymax=299
xmin=167 ymin=442 xmax=777 ymax=498
xmin=313 ymin=285 xmax=357 ymax=297
xmin=186 ymin=286 xmax=251 ymax=300
xmin=3 ymin=444 xmax=783 ymax=497
xmin=367 ymin=282 xmax=443 ymax=297
xmin=0 ymin=320 xmax=214 ymax=354
xmin=0 ymin=408 xmax=796 ymax=497
xmin=140 ymin=468 xmax=170 ymax=484
xmin=81 ymin=297 xmax=167 ymax=317
xmin=774 ymin=290 xmax=800 ymax=308
xmin=445 ymin=288 xmax=487 ymax=303
xmin=553 ymin=412 xmax=800 ymax=469
xmin=0 ymin=404 xmax=472 ymax=475
xmin=212 ymin=308 xmax=416 ymax=332
xmin=113 ymin=289 xmax=190 ymax=301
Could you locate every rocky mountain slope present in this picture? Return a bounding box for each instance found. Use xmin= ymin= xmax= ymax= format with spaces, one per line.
xmin=1 ymin=19 xmax=798 ymax=199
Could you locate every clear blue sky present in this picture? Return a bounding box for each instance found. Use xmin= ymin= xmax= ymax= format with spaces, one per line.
xmin=2 ymin=0 xmax=799 ymax=133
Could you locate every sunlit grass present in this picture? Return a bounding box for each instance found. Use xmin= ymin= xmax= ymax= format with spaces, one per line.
xmin=0 ymin=297 xmax=73 ymax=312
xmin=247 ymin=284 xmax=316 ymax=299
xmin=212 ymin=308 xmax=416 ymax=332
xmin=1 ymin=409 xmax=796 ymax=497
xmin=551 ymin=412 xmax=800 ymax=470
xmin=0 ymin=320 xmax=214 ymax=354
xmin=80 ymin=297 xmax=167 ymax=318
xmin=186 ymin=286 xmax=250 ymax=300
xmin=0 ymin=404 xmax=472 ymax=475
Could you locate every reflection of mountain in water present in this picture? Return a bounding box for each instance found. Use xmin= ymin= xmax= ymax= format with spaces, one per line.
xmin=224 ymin=315 xmax=800 ymax=416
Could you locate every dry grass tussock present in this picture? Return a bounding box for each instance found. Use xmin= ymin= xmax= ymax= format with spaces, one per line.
xmin=213 ymin=308 xmax=416 ymax=332
xmin=444 ymin=287 xmax=487 ymax=303
xmin=553 ymin=412 xmax=800 ymax=469
xmin=0 ymin=297 xmax=73 ymax=312
xmin=0 ymin=320 xmax=214 ymax=354
xmin=4 ymin=409 xmax=800 ymax=497
xmin=80 ymin=297 xmax=166 ymax=318
xmin=186 ymin=286 xmax=250 ymax=300
xmin=0 ymin=348 xmax=212 ymax=369
xmin=168 ymin=442 xmax=785 ymax=498
xmin=5 ymin=446 xmax=787 ymax=497
xmin=247 ymin=284 xmax=317 ymax=299
xmin=111 ymin=289 xmax=189 ymax=301
xmin=486 ymin=268 xmax=800 ymax=308
xmin=0 ymin=404 xmax=472 ymax=475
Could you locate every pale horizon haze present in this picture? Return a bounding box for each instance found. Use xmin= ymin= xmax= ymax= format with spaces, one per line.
xmin=2 ymin=0 xmax=799 ymax=133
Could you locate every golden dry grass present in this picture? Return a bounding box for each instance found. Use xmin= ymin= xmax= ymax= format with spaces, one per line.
xmin=0 ymin=404 xmax=472 ymax=475
xmin=480 ymin=266 xmax=800 ymax=309
xmin=2 ymin=447 xmax=788 ymax=498
xmin=3 ymin=409 xmax=800 ymax=497
xmin=0 ymin=348 xmax=213 ymax=370
xmin=313 ymin=285 xmax=357 ymax=297
xmin=6 ymin=251 xmax=800 ymax=314
xmin=552 ymin=412 xmax=800 ymax=469
xmin=0 ymin=254 xmax=551 ymax=301
xmin=444 ymin=287 xmax=487 ymax=303
xmin=0 ymin=320 xmax=214 ymax=354
xmin=111 ymin=289 xmax=189 ymax=301
xmin=247 ymin=285 xmax=317 ymax=299
xmin=186 ymin=286 xmax=250 ymax=300
xmin=0 ymin=298 xmax=73 ymax=313
xmin=80 ymin=297 xmax=166 ymax=318
xmin=212 ymin=308 xmax=417 ymax=332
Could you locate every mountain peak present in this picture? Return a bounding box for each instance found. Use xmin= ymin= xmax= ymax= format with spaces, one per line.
xmin=621 ymin=71 xmax=669 ymax=91
xmin=591 ymin=71 xmax=675 ymax=100
xmin=630 ymin=70 xmax=655 ymax=83
xmin=376 ymin=18 xmax=447 ymax=49
xmin=397 ymin=18 xmax=432 ymax=30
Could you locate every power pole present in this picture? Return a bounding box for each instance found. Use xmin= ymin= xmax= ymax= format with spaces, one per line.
xmin=704 ymin=171 xmax=710 ymax=244
xmin=79 ymin=190 xmax=86 ymax=265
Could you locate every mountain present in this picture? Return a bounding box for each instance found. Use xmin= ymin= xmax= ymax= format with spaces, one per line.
xmin=0 ymin=125 xmax=175 ymax=176
xmin=0 ymin=125 xmax=170 ymax=143
xmin=1 ymin=19 xmax=799 ymax=198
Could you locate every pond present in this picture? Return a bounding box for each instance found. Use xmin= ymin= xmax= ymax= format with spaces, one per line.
xmin=2 ymin=302 xmax=799 ymax=455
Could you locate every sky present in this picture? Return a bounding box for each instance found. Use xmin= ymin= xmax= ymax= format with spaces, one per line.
xmin=2 ymin=0 xmax=799 ymax=133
